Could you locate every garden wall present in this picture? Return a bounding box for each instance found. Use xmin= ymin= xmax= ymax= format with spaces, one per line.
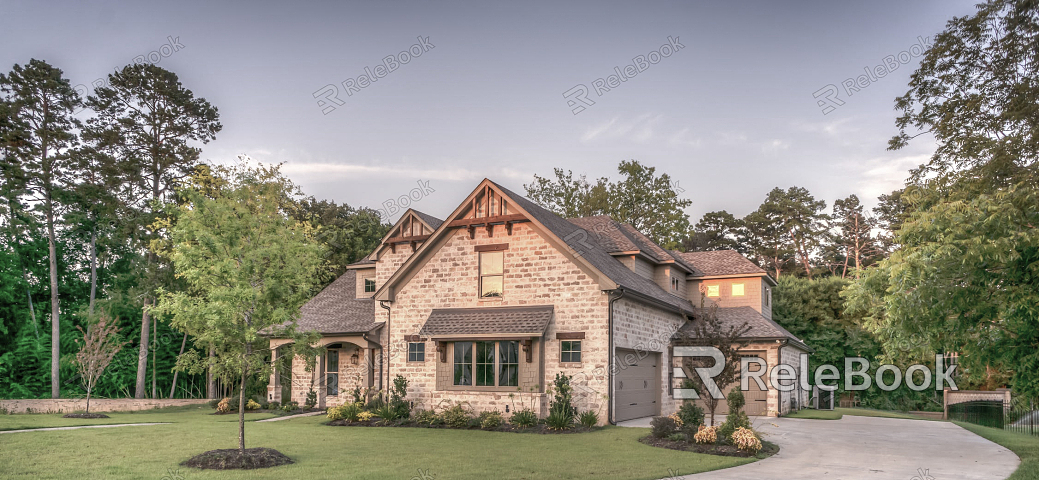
xmin=0 ymin=398 xmax=209 ymax=414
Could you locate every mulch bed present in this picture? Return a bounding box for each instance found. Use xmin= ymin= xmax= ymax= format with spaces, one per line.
xmin=61 ymin=413 xmax=110 ymax=419
xmin=326 ymin=418 xmax=600 ymax=434
xmin=181 ymin=448 xmax=294 ymax=470
xmin=639 ymin=435 xmax=780 ymax=458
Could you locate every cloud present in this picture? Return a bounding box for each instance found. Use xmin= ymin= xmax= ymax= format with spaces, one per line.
xmin=580 ymin=113 xmax=662 ymax=143
xmin=762 ymin=139 xmax=790 ymax=154
xmin=854 ymin=154 xmax=928 ymax=200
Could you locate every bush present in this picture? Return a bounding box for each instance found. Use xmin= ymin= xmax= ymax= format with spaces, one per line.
xmin=216 ymin=398 xmax=231 ymax=414
xmin=365 ymin=393 xmax=385 ymax=412
xmin=245 ymin=399 xmax=261 ymax=410
xmin=207 ymin=398 xmax=221 ymax=409
xmin=650 ymin=416 xmax=678 ymax=438
xmin=390 ymin=375 xmax=410 ymax=420
xmin=479 ymin=410 xmax=504 ymax=429
xmin=546 ymin=373 xmax=576 ymax=430
xmin=727 ymin=388 xmax=745 ymax=412
xmin=509 ymin=408 xmax=538 ymax=428
xmin=731 ymin=427 xmax=761 ymax=453
xmin=267 ymin=401 xmax=280 ymax=410
xmin=693 ymin=425 xmax=718 ymax=444
xmin=358 ymin=411 xmax=375 ymax=422
xmin=281 ymin=401 xmax=299 ymax=413
xmin=374 ymin=403 xmax=399 ymax=422
xmin=668 ymin=432 xmax=687 ymax=442
xmin=718 ymin=389 xmax=751 ymax=442
xmin=327 ymin=402 xmax=364 ymax=421
xmin=305 ymin=389 xmax=317 ymax=409
xmin=676 ymin=400 xmax=704 ymax=430
xmin=438 ymin=403 xmax=474 ymax=429
xmin=414 ymin=409 xmax=439 ymax=426
xmin=578 ymin=410 xmax=599 ymax=428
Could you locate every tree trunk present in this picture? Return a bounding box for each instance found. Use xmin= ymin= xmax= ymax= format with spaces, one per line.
xmin=135 ymin=299 xmax=151 ymax=398
xmin=207 ymin=347 xmax=217 ymax=399
xmin=152 ymin=316 xmax=157 ymax=398
xmin=169 ymin=332 xmax=188 ymax=398
xmin=47 ymin=200 xmax=60 ymax=399
xmin=85 ymin=388 xmax=91 ymax=414
xmin=88 ymin=228 xmax=97 ymax=317
xmin=238 ymin=366 xmax=247 ymax=454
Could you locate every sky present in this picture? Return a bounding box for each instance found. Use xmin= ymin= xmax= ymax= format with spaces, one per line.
xmin=1 ymin=0 xmax=978 ymax=224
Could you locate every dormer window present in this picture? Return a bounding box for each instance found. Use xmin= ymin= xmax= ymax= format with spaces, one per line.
xmin=479 ymin=251 xmax=504 ymax=298
xmin=670 ymin=276 xmax=679 ymax=291
xmin=364 ymin=278 xmax=376 ymax=293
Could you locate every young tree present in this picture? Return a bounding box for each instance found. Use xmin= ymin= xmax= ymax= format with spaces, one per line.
xmin=72 ymin=314 xmax=126 ymax=413
xmin=673 ymin=303 xmax=750 ymax=426
xmin=0 ymin=59 xmax=82 ymax=398
xmin=153 ymin=162 xmax=324 ymax=455
xmin=85 ymin=63 xmax=221 ymax=399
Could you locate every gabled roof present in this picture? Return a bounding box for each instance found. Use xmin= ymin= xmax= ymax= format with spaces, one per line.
xmin=676 ymin=306 xmax=813 ymax=353
xmin=567 ymin=216 xmax=691 ymax=272
xmin=411 ymin=210 xmax=444 ymax=230
xmin=676 ymin=250 xmax=771 ymax=281
xmin=375 ymin=179 xmax=695 ymax=315
xmin=294 ymin=270 xmax=382 ymax=334
xmin=419 ymin=305 xmax=554 ymax=338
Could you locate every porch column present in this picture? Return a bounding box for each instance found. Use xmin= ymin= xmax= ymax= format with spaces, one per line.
xmin=268 ymin=346 xmax=280 ymax=403
xmin=317 ymin=353 xmax=326 ymax=409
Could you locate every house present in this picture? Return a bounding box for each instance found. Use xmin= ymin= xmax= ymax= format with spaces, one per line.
xmin=267 ymin=179 xmax=811 ymax=423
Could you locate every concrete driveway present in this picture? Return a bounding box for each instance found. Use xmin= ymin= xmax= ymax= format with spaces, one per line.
xmin=665 ymin=415 xmax=1020 ymax=480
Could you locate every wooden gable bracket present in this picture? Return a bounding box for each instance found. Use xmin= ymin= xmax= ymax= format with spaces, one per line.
xmin=506 ymin=222 xmax=514 ymax=235
xmin=467 ymin=225 xmax=476 ymax=240
xmin=436 ymin=341 xmax=447 ymax=363
xmin=521 ymin=339 xmax=533 ymax=363
xmin=390 ymin=243 xmax=396 ymax=254
xmin=486 ymin=223 xmax=494 ymax=237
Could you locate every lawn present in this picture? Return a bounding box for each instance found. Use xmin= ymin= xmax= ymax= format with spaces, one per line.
xmin=0 ymin=405 xmax=278 ymax=431
xmin=0 ymin=407 xmax=753 ymax=479
xmin=955 ymin=422 xmax=1039 ymax=480
xmin=783 ymin=407 xmax=934 ymax=421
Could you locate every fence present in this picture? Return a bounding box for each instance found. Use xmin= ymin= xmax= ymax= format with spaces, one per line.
xmin=947 ymin=399 xmax=1038 ymax=436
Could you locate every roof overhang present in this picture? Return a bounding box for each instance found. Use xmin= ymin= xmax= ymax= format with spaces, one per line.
xmin=687 ymin=272 xmax=777 ymax=286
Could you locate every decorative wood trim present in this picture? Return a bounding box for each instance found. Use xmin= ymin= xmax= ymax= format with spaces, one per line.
xmin=555 ymin=332 xmax=585 ymax=340
xmin=436 ymin=341 xmax=447 ymax=363
xmin=522 ymin=339 xmax=533 ymax=363
xmin=384 ymin=234 xmax=431 ymax=245
xmin=404 ymin=335 xmax=426 ymax=342
xmin=475 ymin=243 xmax=509 ymax=252
xmin=447 ymin=214 xmax=528 ymax=227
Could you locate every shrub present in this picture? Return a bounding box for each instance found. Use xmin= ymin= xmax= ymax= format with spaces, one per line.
xmin=207 ymin=398 xmax=221 ymax=409
xmin=693 ymin=425 xmax=718 ymax=444
xmin=414 ymin=409 xmax=439 ymax=426
xmin=546 ymin=373 xmax=576 ymax=430
xmin=578 ymin=410 xmax=599 ymax=428
xmin=668 ymin=432 xmax=687 ymax=442
xmin=305 ymin=389 xmax=317 ymax=409
xmin=667 ymin=412 xmax=684 ymax=427
xmin=390 ymin=374 xmax=410 ymax=420
xmin=718 ymin=411 xmax=750 ymax=442
xmin=676 ymin=400 xmax=704 ymax=430
xmin=479 ymin=410 xmax=504 ymax=429
xmin=267 ymin=401 xmax=280 ymax=410
xmin=327 ymin=402 xmax=364 ymax=421
xmin=650 ymin=416 xmax=678 ymax=438
xmin=509 ymin=408 xmax=538 ymax=428
xmin=281 ymin=401 xmax=299 ymax=413
xmin=358 ymin=411 xmax=375 ymax=422
xmin=216 ymin=397 xmax=231 ymax=414
xmin=245 ymin=399 xmax=261 ymax=411
xmin=731 ymin=427 xmax=762 ymax=453
xmin=365 ymin=392 xmax=385 ymax=411
xmin=374 ymin=403 xmax=399 ymax=422
xmin=327 ymin=404 xmax=348 ymax=420
xmin=439 ymin=403 xmax=474 ymax=429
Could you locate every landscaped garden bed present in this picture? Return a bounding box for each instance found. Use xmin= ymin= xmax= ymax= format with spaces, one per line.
xmin=61 ymin=412 xmax=110 ymax=419
xmin=640 ymin=435 xmax=779 ymax=458
xmin=181 ymin=447 xmax=294 ymax=470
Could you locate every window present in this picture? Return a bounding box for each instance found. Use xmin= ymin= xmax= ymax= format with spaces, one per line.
xmin=670 ymin=276 xmax=679 ymax=291
xmin=479 ymin=251 xmax=504 ymax=298
xmin=765 ymin=286 xmax=771 ymax=306
xmin=364 ymin=278 xmax=376 ymax=293
xmin=408 ymin=342 xmax=425 ymax=362
xmin=453 ymin=341 xmax=518 ymax=387
xmin=561 ymin=341 xmax=582 ymax=363
xmin=706 ymin=284 xmax=720 ymax=297
xmin=732 ymin=283 xmax=745 ymax=296
xmin=326 ymin=350 xmax=339 ymax=396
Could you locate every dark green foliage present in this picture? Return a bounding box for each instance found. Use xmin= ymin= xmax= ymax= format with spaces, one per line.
xmin=413 ymin=408 xmax=439 ymax=426
xmin=478 ymin=410 xmax=504 ymax=429
xmin=546 ymin=373 xmax=576 ymax=429
xmin=509 ymin=408 xmax=538 ymax=428
xmin=389 ymin=374 xmax=410 ymax=420
xmin=650 ymin=416 xmax=678 ymax=438
xmin=438 ymin=403 xmax=474 ymax=428
xmin=718 ymin=390 xmax=751 ymax=442
xmin=578 ymin=410 xmax=599 ymax=428
xmin=676 ymin=400 xmax=704 ymax=430
xmin=289 ymin=198 xmax=389 ymax=280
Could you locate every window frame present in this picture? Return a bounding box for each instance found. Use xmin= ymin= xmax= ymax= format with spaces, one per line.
xmin=451 ymin=340 xmax=520 ymax=389
xmin=363 ymin=278 xmax=376 ymax=293
xmin=407 ymin=342 xmax=425 ymax=362
xmin=478 ymin=251 xmax=504 ymax=299
xmin=706 ymin=284 xmax=720 ymax=297
xmin=560 ymin=340 xmax=582 ymax=363
xmin=326 ymin=350 xmax=339 ymax=396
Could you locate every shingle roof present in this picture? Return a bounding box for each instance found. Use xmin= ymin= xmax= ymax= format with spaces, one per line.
xmin=675 ymin=306 xmax=812 ymax=352
xmin=491 ymin=181 xmax=695 ymax=315
xmin=419 ymin=305 xmax=554 ymax=337
xmin=675 ymin=250 xmax=767 ymax=277
xmin=411 ymin=210 xmax=444 ymax=230
xmin=295 ymin=270 xmax=381 ymax=334
xmin=346 ymin=257 xmax=376 ymax=267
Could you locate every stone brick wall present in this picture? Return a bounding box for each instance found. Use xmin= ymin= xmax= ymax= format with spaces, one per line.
xmin=384 ymin=222 xmax=610 ymax=421
xmin=613 ymin=297 xmax=686 ymax=418
xmin=0 ymin=398 xmax=209 ymax=414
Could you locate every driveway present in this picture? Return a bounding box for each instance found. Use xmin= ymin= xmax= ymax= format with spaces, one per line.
xmin=663 ymin=415 xmax=1020 ymax=480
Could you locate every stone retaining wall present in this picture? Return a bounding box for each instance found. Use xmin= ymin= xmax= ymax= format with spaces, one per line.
xmin=0 ymin=398 xmax=209 ymax=414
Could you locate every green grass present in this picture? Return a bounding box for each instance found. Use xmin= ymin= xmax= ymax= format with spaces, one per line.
xmin=0 ymin=405 xmax=277 ymax=431
xmin=0 ymin=408 xmax=751 ymax=479
xmin=783 ymin=407 xmax=933 ymax=421
xmin=956 ymin=422 xmax=1038 ymax=480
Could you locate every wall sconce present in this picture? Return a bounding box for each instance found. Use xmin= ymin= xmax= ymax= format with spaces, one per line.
xmin=351 ymin=350 xmax=360 ymax=365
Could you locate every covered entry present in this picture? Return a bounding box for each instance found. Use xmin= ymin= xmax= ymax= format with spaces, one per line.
xmin=615 ymin=349 xmax=660 ymax=422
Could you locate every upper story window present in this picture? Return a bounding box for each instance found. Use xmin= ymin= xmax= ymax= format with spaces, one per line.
xmin=706 ymin=285 xmax=720 ymax=297
xmin=765 ymin=286 xmax=771 ymax=306
xmin=479 ymin=251 xmax=504 ymax=298
xmin=732 ymin=283 xmax=745 ymax=296
xmin=364 ymin=278 xmax=376 ymax=293
xmin=670 ymin=276 xmax=679 ymax=291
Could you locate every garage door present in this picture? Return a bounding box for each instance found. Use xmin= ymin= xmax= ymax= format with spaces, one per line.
xmin=615 ymin=349 xmax=659 ymax=422
xmin=699 ymin=351 xmax=768 ymax=416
